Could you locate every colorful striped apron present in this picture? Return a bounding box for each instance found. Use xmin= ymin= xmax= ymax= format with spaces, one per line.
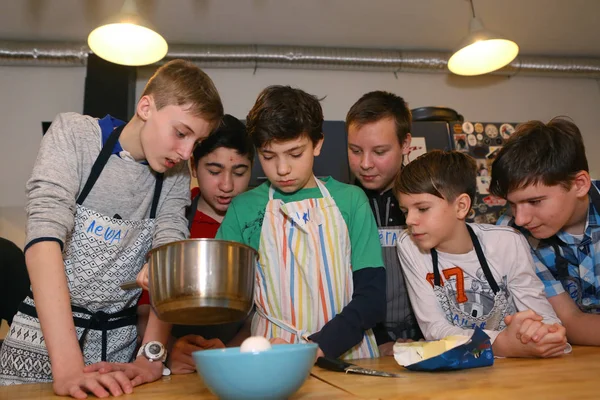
xmin=252 ymin=178 xmax=378 ymax=360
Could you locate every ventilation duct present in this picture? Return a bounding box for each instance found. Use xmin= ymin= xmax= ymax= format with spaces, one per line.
xmin=1 ymin=41 xmax=599 ymax=79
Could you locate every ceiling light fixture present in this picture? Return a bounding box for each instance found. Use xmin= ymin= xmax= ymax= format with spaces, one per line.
xmin=87 ymin=0 xmax=168 ymax=66
xmin=448 ymin=0 xmax=519 ymax=76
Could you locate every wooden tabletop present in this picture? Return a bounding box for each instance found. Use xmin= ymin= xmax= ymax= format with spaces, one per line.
xmin=312 ymin=345 xmax=600 ymax=400
xmin=2 ymin=346 xmax=599 ymax=399
xmin=0 ymin=374 xmax=354 ymax=400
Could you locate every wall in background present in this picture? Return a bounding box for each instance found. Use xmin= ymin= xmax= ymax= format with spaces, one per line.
xmin=1 ymin=65 xmax=599 ymax=249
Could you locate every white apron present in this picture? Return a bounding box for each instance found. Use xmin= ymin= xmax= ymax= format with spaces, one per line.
xmin=0 ymin=125 xmax=162 ymax=385
xmin=252 ymin=178 xmax=378 ymax=360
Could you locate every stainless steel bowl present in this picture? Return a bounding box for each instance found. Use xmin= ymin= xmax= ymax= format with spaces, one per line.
xmin=148 ymin=239 xmax=257 ymax=325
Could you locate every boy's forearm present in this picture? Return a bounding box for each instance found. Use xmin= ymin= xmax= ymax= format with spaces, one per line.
xmin=309 ymin=267 xmax=386 ymax=357
xmin=26 ymin=241 xmax=84 ymax=377
xmin=142 ymin=308 xmax=172 ymax=346
xmin=563 ymin=312 xmax=600 ymax=346
xmin=549 ymin=293 xmax=600 ymax=346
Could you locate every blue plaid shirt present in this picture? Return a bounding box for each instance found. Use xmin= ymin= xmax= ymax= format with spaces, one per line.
xmin=497 ymin=182 xmax=600 ymax=311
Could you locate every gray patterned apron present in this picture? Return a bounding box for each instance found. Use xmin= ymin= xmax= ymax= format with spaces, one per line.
xmin=431 ymin=225 xmax=513 ymax=332
xmin=0 ymin=125 xmax=163 ymax=385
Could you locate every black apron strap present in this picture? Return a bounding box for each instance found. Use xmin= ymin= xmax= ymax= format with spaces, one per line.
xmin=149 ymin=173 xmax=164 ymax=219
xmin=186 ymin=193 xmax=201 ymax=231
xmin=19 ymin=296 xmax=137 ymax=362
xmin=466 ymin=224 xmax=500 ymax=294
xmin=431 ymin=225 xmax=500 ymax=294
xmin=76 ymin=123 xmax=164 ymax=218
xmin=77 ymin=125 xmax=125 ymax=205
xmin=431 ymin=248 xmax=442 ymax=286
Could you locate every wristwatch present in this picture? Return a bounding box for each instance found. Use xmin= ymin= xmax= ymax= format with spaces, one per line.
xmin=137 ymin=341 xmax=171 ymax=376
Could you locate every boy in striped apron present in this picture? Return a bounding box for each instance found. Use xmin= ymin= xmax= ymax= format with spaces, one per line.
xmin=216 ymin=85 xmax=386 ymax=360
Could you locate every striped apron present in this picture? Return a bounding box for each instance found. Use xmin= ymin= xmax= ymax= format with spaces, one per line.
xmin=252 ymin=178 xmax=378 ymax=360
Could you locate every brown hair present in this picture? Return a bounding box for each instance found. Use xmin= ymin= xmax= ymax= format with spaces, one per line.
xmin=395 ymin=150 xmax=477 ymax=205
xmin=490 ymin=117 xmax=588 ymax=198
xmin=246 ymin=85 xmax=324 ymax=148
xmin=141 ymin=59 xmax=223 ymax=128
xmin=346 ymin=91 xmax=411 ymax=144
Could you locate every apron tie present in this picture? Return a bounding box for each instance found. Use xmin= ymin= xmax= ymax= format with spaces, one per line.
xmin=19 ymin=295 xmax=137 ymax=362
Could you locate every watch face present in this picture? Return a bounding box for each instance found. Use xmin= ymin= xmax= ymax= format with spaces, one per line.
xmin=148 ymin=343 xmax=162 ymax=356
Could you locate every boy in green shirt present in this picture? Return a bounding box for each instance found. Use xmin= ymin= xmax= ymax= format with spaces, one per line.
xmin=216 ymin=85 xmax=385 ymax=359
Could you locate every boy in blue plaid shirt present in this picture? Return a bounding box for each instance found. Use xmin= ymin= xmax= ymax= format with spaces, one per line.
xmin=491 ymin=117 xmax=600 ymax=346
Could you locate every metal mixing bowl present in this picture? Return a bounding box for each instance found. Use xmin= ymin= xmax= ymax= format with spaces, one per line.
xmin=147 ymin=239 xmax=257 ymax=325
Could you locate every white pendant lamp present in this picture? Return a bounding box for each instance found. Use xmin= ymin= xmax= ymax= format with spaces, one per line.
xmin=448 ymin=0 xmax=519 ymax=76
xmin=87 ymin=0 xmax=168 ymax=66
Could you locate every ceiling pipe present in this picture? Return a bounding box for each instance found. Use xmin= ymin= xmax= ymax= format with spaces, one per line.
xmin=1 ymin=40 xmax=599 ymax=79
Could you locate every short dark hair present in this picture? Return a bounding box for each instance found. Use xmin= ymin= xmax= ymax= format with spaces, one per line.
xmin=490 ymin=117 xmax=588 ymax=198
xmin=394 ymin=150 xmax=477 ymax=205
xmin=246 ymin=85 xmax=324 ymax=148
xmin=346 ymin=91 xmax=411 ymax=144
xmin=192 ymin=114 xmax=254 ymax=166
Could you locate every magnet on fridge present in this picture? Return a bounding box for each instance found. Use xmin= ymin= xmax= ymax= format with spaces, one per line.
xmin=467 ymin=134 xmax=477 ymax=147
xmin=500 ymin=123 xmax=515 ymax=140
xmin=485 ymin=124 xmax=499 ymax=138
xmin=474 ymin=123 xmax=484 ymax=134
xmin=462 ymin=122 xmax=474 ymax=134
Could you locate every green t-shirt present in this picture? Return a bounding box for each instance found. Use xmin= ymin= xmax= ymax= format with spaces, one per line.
xmin=216 ymin=177 xmax=383 ymax=271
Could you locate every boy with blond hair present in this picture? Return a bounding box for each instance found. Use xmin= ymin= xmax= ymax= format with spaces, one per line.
xmin=0 ymin=60 xmax=223 ymax=397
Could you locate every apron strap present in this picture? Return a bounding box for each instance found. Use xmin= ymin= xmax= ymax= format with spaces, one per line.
xmin=255 ymin=306 xmax=309 ymax=343
xmin=19 ymin=295 xmax=137 ymax=362
xmin=186 ymin=193 xmax=201 ymax=231
xmin=431 ymin=224 xmax=500 ymax=294
xmin=76 ymin=124 xmax=164 ymax=218
xmin=466 ymin=224 xmax=500 ymax=294
xmin=77 ymin=125 xmax=125 ymax=205
xmin=149 ymin=173 xmax=164 ymax=219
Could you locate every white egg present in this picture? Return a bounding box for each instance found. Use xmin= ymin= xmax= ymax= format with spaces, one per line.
xmin=240 ymin=336 xmax=272 ymax=353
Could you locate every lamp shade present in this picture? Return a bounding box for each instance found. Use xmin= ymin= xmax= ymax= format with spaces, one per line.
xmin=87 ymin=1 xmax=168 ymax=66
xmin=448 ymin=17 xmax=519 ymax=76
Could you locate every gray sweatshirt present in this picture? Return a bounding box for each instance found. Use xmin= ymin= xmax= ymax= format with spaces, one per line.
xmin=25 ymin=112 xmax=190 ymax=250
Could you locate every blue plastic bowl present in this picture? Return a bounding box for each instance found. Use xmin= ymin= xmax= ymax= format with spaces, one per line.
xmin=192 ymin=343 xmax=318 ymax=400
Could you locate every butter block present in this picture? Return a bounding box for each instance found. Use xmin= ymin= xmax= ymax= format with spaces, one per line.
xmin=393 ymin=335 xmax=470 ymax=367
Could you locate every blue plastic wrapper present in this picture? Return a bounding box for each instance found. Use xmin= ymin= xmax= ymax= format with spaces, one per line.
xmin=405 ymin=327 xmax=494 ymax=371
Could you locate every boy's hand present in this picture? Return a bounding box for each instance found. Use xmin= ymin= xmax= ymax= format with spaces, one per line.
xmin=169 ymin=335 xmax=225 ymax=374
xmin=83 ymin=357 xmax=163 ymax=387
xmin=136 ymin=263 xmax=149 ymax=291
xmin=496 ymin=310 xmax=568 ymax=358
xmin=53 ymin=368 xmax=134 ymax=399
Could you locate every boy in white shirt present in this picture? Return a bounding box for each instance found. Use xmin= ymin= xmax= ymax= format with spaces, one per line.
xmin=395 ymin=150 xmax=568 ymax=358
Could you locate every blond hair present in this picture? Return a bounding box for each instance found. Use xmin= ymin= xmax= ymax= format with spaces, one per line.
xmin=142 ymin=59 xmax=223 ymax=127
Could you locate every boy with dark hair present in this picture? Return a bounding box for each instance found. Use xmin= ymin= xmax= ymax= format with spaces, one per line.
xmin=491 ymin=117 xmax=600 ymax=346
xmin=346 ymin=91 xmax=422 ymax=355
xmin=136 ymin=114 xmax=254 ymax=374
xmin=395 ymin=150 xmax=568 ymax=358
xmin=0 ymin=60 xmax=223 ymax=396
xmin=216 ymin=85 xmax=386 ymax=359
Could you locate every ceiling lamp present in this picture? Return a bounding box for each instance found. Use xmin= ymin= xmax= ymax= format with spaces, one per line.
xmin=448 ymin=0 xmax=519 ymax=76
xmin=87 ymin=0 xmax=168 ymax=66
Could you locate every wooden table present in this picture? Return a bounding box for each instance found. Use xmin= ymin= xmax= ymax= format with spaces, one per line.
xmin=312 ymin=345 xmax=600 ymax=400
xmin=0 ymin=373 xmax=354 ymax=399
xmin=2 ymin=346 xmax=599 ymax=399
